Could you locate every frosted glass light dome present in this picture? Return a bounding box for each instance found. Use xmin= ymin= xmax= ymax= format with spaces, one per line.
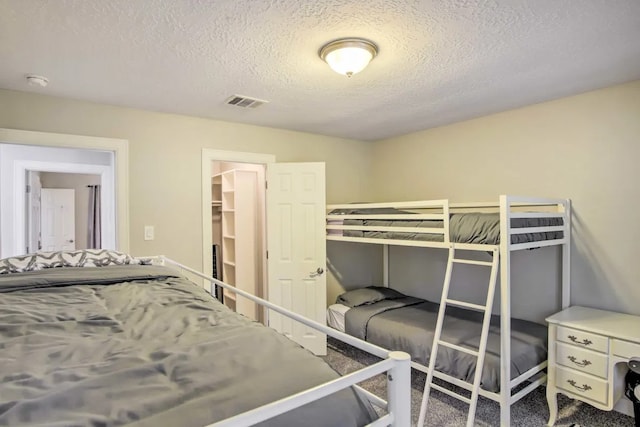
xmin=320 ymin=38 xmax=378 ymax=77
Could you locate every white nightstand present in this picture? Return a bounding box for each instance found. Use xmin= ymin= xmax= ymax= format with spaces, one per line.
xmin=546 ymin=306 xmax=640 ymax=426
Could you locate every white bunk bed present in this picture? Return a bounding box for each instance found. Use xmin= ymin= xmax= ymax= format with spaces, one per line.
xmin=326 ymin=195 xmax=571 ymax=427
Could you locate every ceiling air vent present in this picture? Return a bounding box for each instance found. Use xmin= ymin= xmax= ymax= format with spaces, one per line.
xmin=225 ymin=94 xmax=269 ymax=109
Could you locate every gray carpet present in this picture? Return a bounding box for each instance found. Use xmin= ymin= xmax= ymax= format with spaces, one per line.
xmin=323 ymin=338 xmax=634 ymax=426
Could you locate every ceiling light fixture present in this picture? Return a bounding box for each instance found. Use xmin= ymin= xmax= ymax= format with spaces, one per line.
xmin=319 ymin=38 xmax=378 ymax=77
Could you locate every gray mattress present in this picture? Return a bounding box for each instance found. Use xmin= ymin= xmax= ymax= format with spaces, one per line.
xmin=0 ymin=265 xmax=375 ymax=427
xmin=344 ymin=296 xmax=547 ymax=393
xmin=334 ymin=210 xmax=563 ymax=244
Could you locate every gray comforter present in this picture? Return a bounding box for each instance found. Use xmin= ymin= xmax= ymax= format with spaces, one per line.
xmin=0 ymin=265 xmax=375 ymax=427
xmin=345 ymin=297 xmax=547 ymax=392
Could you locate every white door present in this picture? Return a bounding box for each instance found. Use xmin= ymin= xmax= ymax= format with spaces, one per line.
xmin=41 ymin=189 xmax=76 ymax=252
xmin=267 ymin=162 xmax=327 ymax=355
xmin=27 ymin=171 xmax=42 ymax=253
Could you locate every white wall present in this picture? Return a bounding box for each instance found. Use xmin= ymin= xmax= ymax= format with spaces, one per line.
xmin=0 ymin=143 xmax=113 ymax=256
xmin=371 ymin=80 xmax=640 ymax=318
xmin=39 ymin=172 xmax=102 ymax=250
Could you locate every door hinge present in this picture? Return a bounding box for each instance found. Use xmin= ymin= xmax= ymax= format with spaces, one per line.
xmin=26 ymin=184 xmax=31 ymax=194
xmin=266 ymin=250 xmax=269 ymax=259
xmin=265 ymin=180 xmax=268 ymax=190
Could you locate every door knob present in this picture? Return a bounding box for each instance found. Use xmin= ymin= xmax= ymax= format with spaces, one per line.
xmin=310 ymin=267 xmax=324 ymax=277
xmin=67 ymin=239 xmax=74 ymax=243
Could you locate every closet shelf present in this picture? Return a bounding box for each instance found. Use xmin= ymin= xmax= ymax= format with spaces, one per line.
xmin=212 ymin=168 xmax=259 ymax=322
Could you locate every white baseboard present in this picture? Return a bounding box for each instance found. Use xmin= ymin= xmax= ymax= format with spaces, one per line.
xmin=614 ymin=397 xmax=634 ymax=418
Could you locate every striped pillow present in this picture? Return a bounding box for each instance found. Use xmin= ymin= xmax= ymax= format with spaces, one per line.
xmin=0 ymin=250 xmax=141 ymax=274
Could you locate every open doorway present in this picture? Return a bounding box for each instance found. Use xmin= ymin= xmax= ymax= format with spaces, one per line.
xmin=203 ymin=149 xmax=328 ymax=354
xmin=0 ymin=142 xmax=115 ymax=256
xmin=0 ymin=128 xmax=129 ymax=258
xmin=27 ymin=171 xmax=103 ymax=253
xmin=211 ymin=161 xmax=267 ymax=322
xmin=202 ymin=149 xmax=275 ymax=325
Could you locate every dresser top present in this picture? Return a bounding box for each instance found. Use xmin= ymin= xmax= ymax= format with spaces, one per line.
xmin=546 ymin=306 xmax=640 ymax=342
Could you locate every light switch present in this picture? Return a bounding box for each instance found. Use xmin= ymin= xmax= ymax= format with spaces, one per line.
xmin=144 ymin=226 xmax=154 ymax=241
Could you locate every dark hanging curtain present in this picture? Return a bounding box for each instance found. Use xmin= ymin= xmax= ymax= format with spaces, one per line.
xmin=87 ymin=185 xmax=101 ymax=249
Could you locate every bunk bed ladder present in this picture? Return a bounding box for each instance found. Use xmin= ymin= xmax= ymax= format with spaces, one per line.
xmin=417 ymin=246 xmax=500 ymax=427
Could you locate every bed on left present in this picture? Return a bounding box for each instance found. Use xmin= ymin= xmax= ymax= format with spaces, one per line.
xmin=0 ymin=250 xmax=410 ymax=427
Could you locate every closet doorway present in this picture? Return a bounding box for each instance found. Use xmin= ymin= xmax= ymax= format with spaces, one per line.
xmin=202 ymin=149 xmax=327 ymax=355
xmin=201 ymin=149 xmax=275 ymax=326
xmin=211 ymin=160 xmax=266 ymax=323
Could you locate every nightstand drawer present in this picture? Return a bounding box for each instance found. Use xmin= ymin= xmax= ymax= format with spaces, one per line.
xmin=612 ymin=339 xmax=640 ymax=359
xmin=557 ymin=326 xmax=608 ymax=353
xmin=556 ymin=366 xmax=608 ymax=405
xmin=556 ymin=342 xmax=608 ymax=378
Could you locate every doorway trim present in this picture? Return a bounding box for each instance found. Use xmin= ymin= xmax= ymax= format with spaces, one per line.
xmin=201 ymin=149 xmax=275 ymax=288
xmin=0 ymin=128 xmax=129 ymax=256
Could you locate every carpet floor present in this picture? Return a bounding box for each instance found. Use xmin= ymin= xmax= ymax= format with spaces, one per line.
xmin=323 ymin=338 xmax=634 ymax=427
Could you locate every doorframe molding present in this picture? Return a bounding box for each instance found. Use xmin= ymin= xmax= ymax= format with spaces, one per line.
xmin=0 ymin=128 xmax=129 ymax=256
xmin=201 ymin=149 xmax=275 ymax=289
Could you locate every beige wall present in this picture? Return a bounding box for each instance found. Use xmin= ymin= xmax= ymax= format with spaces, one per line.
xmin=371 ymin=80 xmax=640 ymax=317
xmin=3 ymin=80 xmax=638 ymax=316
xmin=0 ymin=89 xmax=375 ymax=303
xmin=39 ymin=172 xmax=102 ymax=250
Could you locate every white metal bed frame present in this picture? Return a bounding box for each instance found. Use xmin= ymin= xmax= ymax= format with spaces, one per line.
xmin=144 ymin=256 xmax=412 ymax=427
xmin=326 ymin=195 xmax=572 ymax=427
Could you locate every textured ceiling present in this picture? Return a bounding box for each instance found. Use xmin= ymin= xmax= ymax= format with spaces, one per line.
xmin=1 ymin=0 xmax=639 ymax=141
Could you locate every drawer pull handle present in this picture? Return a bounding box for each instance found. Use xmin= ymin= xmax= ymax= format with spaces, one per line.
xmin=567 ymin=356 xmax=592 ymax=368
xmin=568 ymin=335 xmax=593 ymax=346
xmin=567 ymin=379 xmax=592 ymax=392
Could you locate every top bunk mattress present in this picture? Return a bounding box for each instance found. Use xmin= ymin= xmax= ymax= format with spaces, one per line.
xmin=329 ymin=210 xmax=564 ymax=245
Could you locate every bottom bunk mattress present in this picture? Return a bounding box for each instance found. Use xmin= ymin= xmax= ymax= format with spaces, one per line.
xmin=331 ymin=287 xmax=548 ymax=393
xmin=0 ymin=265 xmax=375 ymax=427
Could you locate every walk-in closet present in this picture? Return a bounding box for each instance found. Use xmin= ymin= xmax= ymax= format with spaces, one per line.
xmin=211 ymin=161 xmax=266 ymax=323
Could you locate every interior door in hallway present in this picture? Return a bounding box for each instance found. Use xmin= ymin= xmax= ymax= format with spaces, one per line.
xmin=41 ymin=188 xmax=76 ymax=251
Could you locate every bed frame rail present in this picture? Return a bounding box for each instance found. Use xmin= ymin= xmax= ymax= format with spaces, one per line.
xmin=327 ymin=199 xmax=450 ymax=247
xmin=326 ymin=195 xmax=570 ymax=253
xmin=140 ymin=256 xmax=411 ymax=427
